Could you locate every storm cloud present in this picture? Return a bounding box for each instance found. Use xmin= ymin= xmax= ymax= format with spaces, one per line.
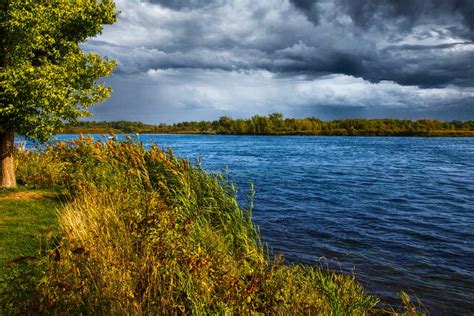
xmin=83 ymin=0 xmax=474 ymax=122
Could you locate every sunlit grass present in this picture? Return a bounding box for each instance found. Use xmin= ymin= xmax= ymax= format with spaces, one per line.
xmin=0 ymin=187 xmax=59 ymax=268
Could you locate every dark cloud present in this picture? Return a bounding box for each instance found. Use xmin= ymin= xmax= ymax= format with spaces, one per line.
xmin=370 ymin=44 xmax=474 ymax=88
xmin=83 ymin=0 xmax=474 ymax=122
xmin=144 ymin=0 xmax=218 ymax=10
xmin=289 ymin=0 xmax=320 ymax=24
xmin=443 ymin=0 xmax=474 ymax=33
xmin=383 ymin=41 xmax=472 ymax=51
xmin=291 ymin=0 xmax=474 ymax=39
xmin=339 ymin=0 xmax=425 ymax=31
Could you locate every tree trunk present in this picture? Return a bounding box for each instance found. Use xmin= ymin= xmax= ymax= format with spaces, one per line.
xmin=0 ymin=130 xmax=16 ymax=188
xmin=0 ymin=2 xmax=13 ymax=188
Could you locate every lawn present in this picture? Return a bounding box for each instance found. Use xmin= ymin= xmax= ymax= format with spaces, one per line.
xmin=0 ymin=187 xmax=60 ymax=274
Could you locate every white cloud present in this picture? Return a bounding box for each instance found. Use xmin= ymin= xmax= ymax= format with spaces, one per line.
xmin=91 ymin=69 xmax=474 ymax=122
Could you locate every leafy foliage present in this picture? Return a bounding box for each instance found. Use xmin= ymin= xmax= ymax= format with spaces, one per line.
xmin=0 ymin=0 xmax=117 ymax=141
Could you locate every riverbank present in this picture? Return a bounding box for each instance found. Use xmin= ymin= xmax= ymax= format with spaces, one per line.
xmin=62 ymin=116 xmax=474 ymax=137
xmin=1 ymin=138 xmax=421 ymax=314
xmin=61 ymin=129 xmax=474 ymax=137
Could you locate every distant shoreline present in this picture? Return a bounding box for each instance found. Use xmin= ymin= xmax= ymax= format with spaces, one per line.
xmin=59 ymin=131 xmax=474 ymax=137
xmin=60 ymin=115 xmax=474 ymax=137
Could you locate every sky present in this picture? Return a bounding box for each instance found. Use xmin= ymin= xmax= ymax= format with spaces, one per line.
xmin=84 ymin=0 xmax=474 ymax=123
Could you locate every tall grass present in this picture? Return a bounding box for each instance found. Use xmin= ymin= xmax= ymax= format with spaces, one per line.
xmin=14 ymin=145 xmax=66 ymax=188
xmin=6 ymin=137 xmax=420 ymax=314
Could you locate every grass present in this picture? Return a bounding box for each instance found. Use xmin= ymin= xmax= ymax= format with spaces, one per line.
xmin=1 ymin=138 xmax=423 ymax=314
xmin=0 ymin=187 xmax=60 ymax=271
xmin=0 ymin=187 xmax=62 ymax=314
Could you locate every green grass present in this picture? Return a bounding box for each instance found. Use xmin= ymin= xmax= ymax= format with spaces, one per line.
xmin=0 ymin=187 xmax=60 ymax=272
xmin=0 ymin=187 xmax=63 ymax=315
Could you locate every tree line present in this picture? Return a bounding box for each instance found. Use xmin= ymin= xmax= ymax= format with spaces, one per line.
xmin=63 ymin=114 xmax=474 ymax=137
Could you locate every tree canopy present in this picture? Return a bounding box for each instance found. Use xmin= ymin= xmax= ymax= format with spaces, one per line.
xmin=0 ymin=0 xmax=117 ymax=187
xmin=0 ymin=0 xmax=117 ymax=141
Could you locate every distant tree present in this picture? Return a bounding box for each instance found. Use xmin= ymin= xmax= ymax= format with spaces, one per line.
xmin=218 ymin=116 xmax=233 ymax=133
xmin=232 ymin=119 xmax=246 ymax=134
xmin=0 ymin=0 xmax=117 ymax=188
xmin=269 ymin=113 xmax=283 ymax=131
xmin=251 ymin=115 xmax=271 ymax=134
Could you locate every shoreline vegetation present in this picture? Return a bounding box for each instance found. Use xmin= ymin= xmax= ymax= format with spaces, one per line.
xmin=1 ymin=137 xmax=422 ymax=314
xmin=62 ymin=114 xmax=474 ymax=137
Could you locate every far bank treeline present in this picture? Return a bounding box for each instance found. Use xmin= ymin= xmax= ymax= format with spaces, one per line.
xmin=62 ymin=114 xmax=474 ymax=137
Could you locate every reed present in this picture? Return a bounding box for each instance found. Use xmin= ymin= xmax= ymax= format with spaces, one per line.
xmin=4 ymin=137 xmax=422 ymax=314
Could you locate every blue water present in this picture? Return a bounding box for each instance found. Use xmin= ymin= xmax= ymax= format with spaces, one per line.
xmin=23 ymin=135 xmax=474 ymax=314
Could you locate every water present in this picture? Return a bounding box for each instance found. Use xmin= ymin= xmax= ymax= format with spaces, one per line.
xmin=24 ymin=135 xmax=474 ymax=314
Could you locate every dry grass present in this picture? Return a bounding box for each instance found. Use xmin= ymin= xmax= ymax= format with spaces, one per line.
xmin=0 ymin=191 xmax=51 ymax=201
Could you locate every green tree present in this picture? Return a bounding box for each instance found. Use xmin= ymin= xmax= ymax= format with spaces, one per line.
xmin=218 ymin=116 xmax=233 ymax=133
xmin=0 ymin=0 xmax=117 ymax=188
xmin=269 ymin=112 xmax=283 ymax=131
